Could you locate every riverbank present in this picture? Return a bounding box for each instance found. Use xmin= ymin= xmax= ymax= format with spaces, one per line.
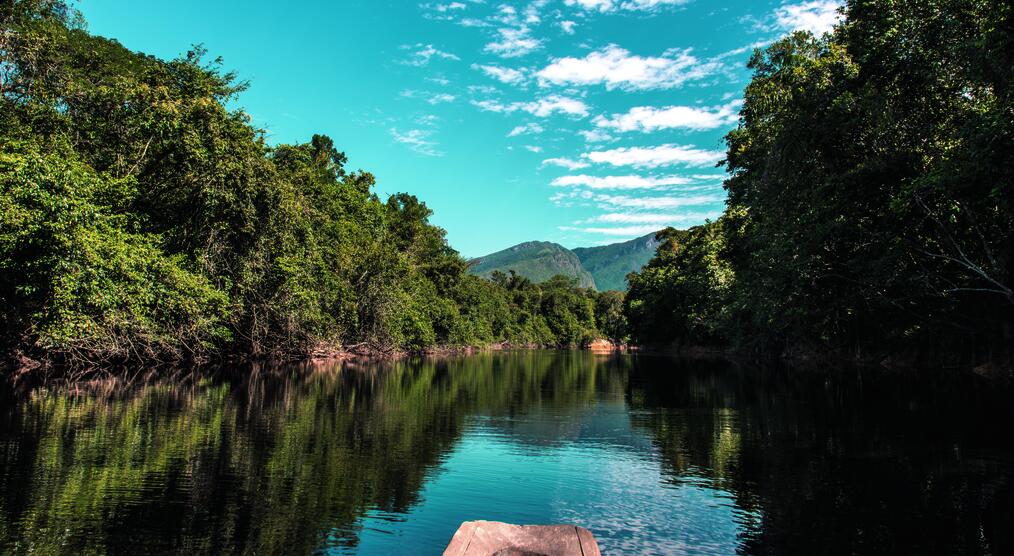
xmin=2 ymin=338 xmax=634 ymax=378
xmin=8 ymin=336 xmax=1011 ymax=381
xmin=634 ymin=341 xmax=1014 ymax=379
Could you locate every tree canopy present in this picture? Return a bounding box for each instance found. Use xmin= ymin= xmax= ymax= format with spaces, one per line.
xmin=0 ymin=2 xmax=623 ymax=368
xmin=624 ymin=0 xmax=1013 ymax=365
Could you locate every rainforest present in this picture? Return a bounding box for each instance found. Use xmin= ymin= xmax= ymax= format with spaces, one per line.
xmin=1 ymin=0 xmax=1011 ymax=372
xmin=2 ymin=2 xmax=1014 ymax=555
xmin=1 ymin=2 xmax=630 ymax=369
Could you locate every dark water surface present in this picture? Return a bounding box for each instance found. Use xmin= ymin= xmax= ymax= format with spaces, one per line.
xmin=0 ymin=351 xmax=1011 ymax=555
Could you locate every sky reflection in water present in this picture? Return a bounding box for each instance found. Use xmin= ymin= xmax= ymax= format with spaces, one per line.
xmin=0 ymin=351 xmax=1010 ymax=555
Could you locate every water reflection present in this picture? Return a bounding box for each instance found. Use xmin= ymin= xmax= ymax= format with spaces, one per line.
xmin=0 ymin=352 xmax=1010 ymax=555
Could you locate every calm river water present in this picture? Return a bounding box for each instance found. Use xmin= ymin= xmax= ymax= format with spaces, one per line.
xmin=0 ymin=351 xmax=1011 ymax=554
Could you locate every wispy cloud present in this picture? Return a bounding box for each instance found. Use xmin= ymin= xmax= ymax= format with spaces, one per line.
xmin=550 ymin=189 xmax=724 ymax=211
xmin=508 ymin=123 xmax=545 ymax=136
xmin=542 ymin=157 xmax=591 ymax=170
xmin=424 ymin=2 xmax=467 ymax=13
xmin=420 ymin=0 xmax=485 ymax=23
xmin=584 ymin=144 xmax=725 ymax=168
xmin=551 ymin=174 xmax=693 ymax=189
xmin=486 ymin=26 xmax=542 ymax=57
xmin=536 ymin=45 xmax=721 ymax=91
xmin=592 ymin=192 xmax=724 ymax=209
xmin=472 ymin=94 xmax=589 ymax=117
xmin=714 ymin=41 xmax=773 ymax=61
xmin=578 ymin=129 xmax=615 ymax=143
xmin=563 ymin=207 xmax=724 ymax=237
xmin=390 ymin=127 xmax=443 ymax=157
xmin=483 ymin=5 xmax=543 ymax=58
xmin=400 ymin=89 xmax=457 ymax=104
xmin=583 ymin=211 xmax=723 ymax=224
xmin=563 ymin=0 xmax=689 ymax=13
xmin=468 ymin=84 xmax=500 ymax=95
xmin=473 ymin=63 xmax=527 ymax=85
xmin=400 ymin=43 xmax=460 ymax=66
xmin=524 ymin=145 xmax=544 ymax=153
xmin=559 ymin=20 xmax=577 ymax=34
xmin=523 ymin=2 xmax=545 ymax=24
xmin=775 ymin=1 xmax=842 ymax=35
xmin=594 ymin=99 xmax=741 ymax=132
xmin=571 ymin=224 xmax=664 ymax=236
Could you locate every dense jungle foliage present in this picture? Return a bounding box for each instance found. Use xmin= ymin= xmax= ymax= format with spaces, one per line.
xmin=0 ymin=1 xmax=620 ymax=368
xmin=625 ymin=0 xmax=1014 ymax=365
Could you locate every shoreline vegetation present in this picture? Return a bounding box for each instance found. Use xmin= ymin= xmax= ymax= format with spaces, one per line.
xmin=623 ymin=0 xmax=1013 ymax=373
xmin=1 ymin=2 xmax=627 ymax=373
xmin=3 ymin=1 xmax=1012 ymax=375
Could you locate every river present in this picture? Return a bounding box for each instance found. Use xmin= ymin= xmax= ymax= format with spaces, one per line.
xmin=0 ymin=351 xmax=1010 ymax=554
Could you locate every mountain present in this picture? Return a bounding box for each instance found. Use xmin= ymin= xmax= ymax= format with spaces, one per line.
xmin=468 ymin=232 xmax=661 ymax=291
xmin=573 ymin=232 xmax=662 ymax=291
xmin=468 ymin=241 xmax=596 ymax=288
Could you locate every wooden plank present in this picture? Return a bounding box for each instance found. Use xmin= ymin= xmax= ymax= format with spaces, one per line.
xmin=575 ymin=526 xmax=602 ymax=556
xmin=442 ymin=521 xmax=601 ymax=556
xmin=442 ymin=521 xmax=478 ymax=556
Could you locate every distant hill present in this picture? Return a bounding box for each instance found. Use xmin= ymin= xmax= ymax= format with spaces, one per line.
xmin=468 ymin=232 xmax=661 ymax=291
xmin=469 ymin=241 xmax=596 ymax=288
xmin=573 ymin=232 xmax=662 ymax=291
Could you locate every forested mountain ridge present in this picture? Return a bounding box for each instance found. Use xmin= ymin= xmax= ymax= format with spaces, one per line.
xmin=574 ymin=233 xmax=661 ymax=292
xmin=469 ymin=241 xmax=596 ymax=289
xmin=0 ymin=1 xmax=626 ymax=369
xmin=470 ymin=232 xmax=661 ymax=292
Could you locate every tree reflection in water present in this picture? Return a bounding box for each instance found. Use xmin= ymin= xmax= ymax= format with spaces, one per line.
xmin=0 ymin=352 xmax=1010 ymax=555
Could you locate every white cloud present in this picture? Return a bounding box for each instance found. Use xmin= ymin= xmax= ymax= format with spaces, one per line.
xmin=527 ymin=95 xmax=592 ymax=116
xmin=566 ymin=208 xmax=725 ymax=237
xmin=459 ymin=17 xmax=493 ymax=27
xmin=564 ymin=0 xmax=689 ymax=12
xmin=585 ymin=211 xmax=722 ymax=224
xmin=551 ymin=190 xmax=724 ymax=210
xmin=536 ymin=45 xmax=721 ymax=91
xmin=579 ymin=225 xmax=665 ymax=235
xmin=428 ymin=2 xmax=467 ymax=12
xmin=468 ymin=84 xmax=499 ymax=95
xmin=593 ymin=192 xmax=724 ymax=209
xmin=523 ymin=2 xmax=544 ymax=24
xmin=420 ymin=1 xmax=489 ymax=24
xmin=594 ymin=99 xmax=742 ymax=132
xmin=427 ymin=1 xmax=549 ymax=57
xmin=390 ymin=128 xmax=443 ymax=157
xmin=508 ymin=123 xmax=545 ymax=136
xmin=472 ymin=94 xmax=589 ymax=117
xmin=560 ymin=20 xmax=577 ymax=34
xmin=400 ymin=90 xmax=457 ymax=104
xmin=485 ymin=26 xmax=542 ymax=57
xmin=584 ymin=144 xmax=724 ymax=168
xmin=551 ymin=174 xmax=692 ymax=189
xmin=400 ymin=43 xmax=460 ymax=66
xmin=692 ymin=173 xmax=726 ymax=181
xmin=481 ymin=5 xmax=543 ymax=58
xmin=578 ymin=129 xmax=614 ymax=142
xmin=542 ymin=157 xmax=591 ymax=170
xmin=429 ymin=93 xmax=456 ymax=104
xmin=775 ymin=1 xmax=842 ymax=35
xmin=473 ymin=64 xmax=527 ymax=85
xmin=714 ymin=41 xmax=773 ymax=61
xmin=494 ymin=4 xmax=518 ymax=20
xmin=524 ymin=145 xmax=544 ymax=153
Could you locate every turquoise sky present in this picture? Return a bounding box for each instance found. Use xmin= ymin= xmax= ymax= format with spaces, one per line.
xmin=79 ymin=0 xmax=839 ymax=257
